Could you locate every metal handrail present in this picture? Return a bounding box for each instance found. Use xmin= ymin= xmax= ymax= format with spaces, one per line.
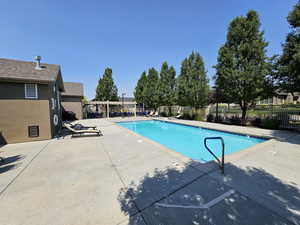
xmin=204 ymin=137 xmax=225 ymax=174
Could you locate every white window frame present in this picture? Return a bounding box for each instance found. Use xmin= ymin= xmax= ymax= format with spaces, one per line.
xmin=24 ymin=84 xmax=38 ymax=99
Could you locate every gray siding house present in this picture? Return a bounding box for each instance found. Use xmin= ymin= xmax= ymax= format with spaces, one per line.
xmin=0 ymin=57 xmax=64 ymax=144
xmin=61 ymin=82 xmax=84 ymax=119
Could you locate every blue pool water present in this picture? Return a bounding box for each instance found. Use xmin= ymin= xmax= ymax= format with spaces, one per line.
xmin=117 ymin=120 xmax=266 ymax=162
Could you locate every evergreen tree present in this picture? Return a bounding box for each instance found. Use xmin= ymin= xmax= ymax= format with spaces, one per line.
xmin=157 ymin=62 xmax=176 ymax=114
xmin=288 ymin=0 xmax=300 ymax=28
xmin=214 ymin=10 xmax=269 ymax=123
xmin=134 ymin=71 xmax=147 ymax=104
xmin=95 ymin=68 xmax=118 ymax=101
xmin=144 ymin=68 xmax=159 ymax=110
xmin=176 ymin=52 xmax=209 ymax=109
xmin=276 ymin=0 xmax=300 ymax=95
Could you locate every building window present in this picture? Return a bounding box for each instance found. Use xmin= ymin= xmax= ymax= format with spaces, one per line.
xmin=25 ymin=84 xmax=38 ymax=99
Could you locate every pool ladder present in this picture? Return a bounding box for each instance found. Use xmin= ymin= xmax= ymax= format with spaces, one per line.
xmin=204 ymin=137 xmax=225 ymax=174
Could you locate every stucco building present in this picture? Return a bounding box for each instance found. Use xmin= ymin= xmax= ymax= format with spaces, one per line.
xmin=61 ymin=82 xmax=84 ymax=120
xmin=257 ymin=92 xmax=300 ymax=105
xmin=0 ymin=57 xmax=83 ymax=144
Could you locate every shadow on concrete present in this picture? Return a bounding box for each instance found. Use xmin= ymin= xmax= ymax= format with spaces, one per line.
xmin=0 ymin=164 xmax=21 ymax=174
xmin=118 ymin=161 xmax=300 ymax=225
xmin=0 ymin=155 xmax=25 ymax=166
xmin=0 ymin=155 xmax=24 ymax=174
xmin=0 ymin=132 xmax=7 ymax=146
xmin=71 ymin=134 xmax=102 ymax=138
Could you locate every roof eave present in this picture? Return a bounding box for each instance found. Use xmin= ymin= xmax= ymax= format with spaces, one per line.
xmin=0 ymin=77 xmax=54 ymax=84
xmin=56 ymin=68 xmax=65 ymax=92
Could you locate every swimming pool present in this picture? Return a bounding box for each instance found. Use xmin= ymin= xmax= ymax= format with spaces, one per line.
xmin=117 ymin=120 xmax=266 ymax=162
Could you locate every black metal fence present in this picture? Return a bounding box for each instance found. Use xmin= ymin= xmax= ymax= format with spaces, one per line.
xmin=209 ymin=105 xmax=300 ymax=130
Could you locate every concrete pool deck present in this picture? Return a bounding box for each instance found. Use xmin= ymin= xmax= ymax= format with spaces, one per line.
xmin=0 ymin=117 xmax=299 ymax=225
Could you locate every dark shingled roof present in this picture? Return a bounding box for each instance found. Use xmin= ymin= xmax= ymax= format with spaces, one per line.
xmin=0 ymin=58 xmax=64 ymax=90
xmin=62 ymin=82 xmax=84 ymax=97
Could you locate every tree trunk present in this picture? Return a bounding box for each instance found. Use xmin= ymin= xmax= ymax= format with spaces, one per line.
xmin=239 ymin=101 xmax=248 ymax=126
xmin=241 ymin=106 xmax=247 ymax=126
xmin=168 ymin=106 xmax=172 ymax=116
xmin=216 ymin=102 xmax=219 ymax=122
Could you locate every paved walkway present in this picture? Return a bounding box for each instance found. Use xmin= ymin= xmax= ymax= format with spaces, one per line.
xmin=0 ymin=117 xmax=299 ymax=225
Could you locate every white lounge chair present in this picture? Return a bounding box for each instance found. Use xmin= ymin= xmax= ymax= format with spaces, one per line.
xmin=67 ymin=122 xmax=97 ymax=130
xmin=146 ymin=111 xmax=154 ymax=117
xmin=175 ymin=114 xmax=183 ymax=119
xmin=63 ymin=123 xmax=102 ymax=137
xmin=153 ymin=111 xmax=159 ymax=117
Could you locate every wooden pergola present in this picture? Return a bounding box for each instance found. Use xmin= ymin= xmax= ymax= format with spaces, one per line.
xmin=87 ymin=101 xmax=137 ymax=118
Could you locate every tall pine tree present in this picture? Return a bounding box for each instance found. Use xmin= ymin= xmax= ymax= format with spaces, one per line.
xmin=276 ymin=0 xmax=300 ymax=95
xmin=95 ymin=68 xmax=118 ymax=101
xmin=214 ymin=10 xmax=268 ymax=123
xmin=134 ymin=71 xmax=147 ymax=104
xmin=157 ymin=62 xmax=176 ymax=114
xmin=143 ymin=68 xmax=159 ymax=110
xmin=176 ymin=52 xmax=209 ymax=109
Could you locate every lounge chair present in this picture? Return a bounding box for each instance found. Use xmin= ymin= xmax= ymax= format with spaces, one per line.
xmin=146 ymin=111 xmax=154 ymax=117
xmin=175 ymin=114 xmax=183 ymax=119
xmin=64 ymin=121 xmax=97 ymax=130
xmin=168 ymin=113 xmax=182 ymax=120
xmin=63 ymin=123 xmax=102 ymax=137
xmin=0 ymin=154 xmax=4 ymax=163
xmin=152 ymin=111 xmax=159 ymax=117
xmin=72 ymin=123 xmax=97 ymax=130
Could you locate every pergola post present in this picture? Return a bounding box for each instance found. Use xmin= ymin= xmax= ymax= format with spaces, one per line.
xmin=134 ymin=104 xmax=137 ymax=117
xmin=107 ymin=101 xmax=109 ymax=118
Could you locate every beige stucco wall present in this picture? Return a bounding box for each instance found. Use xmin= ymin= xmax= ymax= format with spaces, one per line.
xmin=0 ymin=100 xmax=51 ymax=144
xmin=62 ymin=101 xmax=83 ymax=119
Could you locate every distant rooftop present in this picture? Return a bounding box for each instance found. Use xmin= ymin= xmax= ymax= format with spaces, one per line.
xmin=62 ymin=82 xmax=84 ymax=97
xmin=118 ymin=97 xmax=135 ymax=102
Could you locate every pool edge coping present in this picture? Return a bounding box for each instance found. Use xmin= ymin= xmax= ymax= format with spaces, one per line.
xmin=154 ymin=118 xmax=271 ymax=140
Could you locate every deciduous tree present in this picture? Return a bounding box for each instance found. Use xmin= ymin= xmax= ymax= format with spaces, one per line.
xmin=214 ymin=10 xmax=269 ymax=123
xmin=276 ymin=0 xmax=300 ymax=95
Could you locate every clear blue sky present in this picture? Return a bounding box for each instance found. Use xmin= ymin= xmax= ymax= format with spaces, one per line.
xmin=0 ymin=0 xmax=297 ymax=99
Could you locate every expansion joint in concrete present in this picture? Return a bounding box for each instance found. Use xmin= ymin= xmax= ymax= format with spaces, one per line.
xmin=0 ymin=140 xmax=52 ymax=197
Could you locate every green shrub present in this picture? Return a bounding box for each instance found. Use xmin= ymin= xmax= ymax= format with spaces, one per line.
xmin=261 ymin=117 xmax=281 ymax=129
xmin=194 ymin=113 xmax=205 ymax=121
xmin=251 ymin=117 xmax=262 ymax=127
xmin=193 ymin=109 xmax=206 ymax=121
xmin=215 ymin=116 xmax=224 ymax=123
xmin=160 ymin=112 xmax=168 ymax=117
xmin=229 ymin=116 xmax=242 ymax=125
xmin=168 ymin=111 xmax=175 ymax=117
xmin=207 ymin=114 xmax=214 ymax=122
xmin=182 ymin=112 xmax=192 ymax=120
